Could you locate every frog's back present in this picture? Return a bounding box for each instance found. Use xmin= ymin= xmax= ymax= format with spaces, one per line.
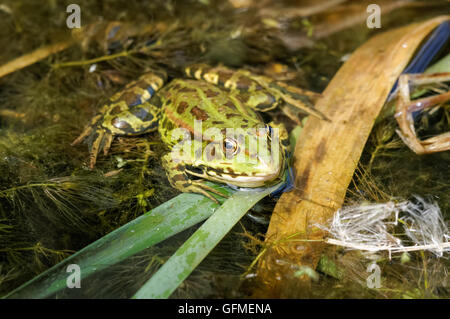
xmin=158 ymin=79 xmax=262 ymax=144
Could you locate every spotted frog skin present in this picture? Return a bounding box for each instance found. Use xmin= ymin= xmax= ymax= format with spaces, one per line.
xmin=72 ymin=64 xmax=325 ymax=201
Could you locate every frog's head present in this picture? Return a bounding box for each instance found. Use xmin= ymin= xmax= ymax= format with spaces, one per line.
xmin=185 ymin=124 xmax=288 ymax=188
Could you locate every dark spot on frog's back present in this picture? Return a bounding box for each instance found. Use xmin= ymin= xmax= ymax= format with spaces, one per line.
xmin=109 ymin=105 xmax=123 ymax=115
xmin=121 ymin=91 xmax=141 ymax=106
xmin=226 ymin=113 xmax=239 ymax=119
xmin=217 ymin=71 xmax=233 ymax=85
xmin=166 ymin=121 xmax=175 ymax=131
xmin=205 ymin=89 xmax=219 ymax=97
xmin=150 ymin=94 xmax=162 ymax=107
xmin=178 ymin=87 xmax=197 ymax=93
xmin=177 ymin=101 xmax=189 ymax=114
xmin=235 ymin=94 xmax=250 ymax=104
xmin=190 ymin=106 xmax=209 ymax=121
xmin=224 ymin=101 xmax=237 ymax=110
xmin=235 ymin=76 xmax=253 ymax=90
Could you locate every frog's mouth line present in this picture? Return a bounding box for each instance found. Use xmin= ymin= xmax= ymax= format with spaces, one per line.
xmin=184 ymin=156 xmax=283 ymax=187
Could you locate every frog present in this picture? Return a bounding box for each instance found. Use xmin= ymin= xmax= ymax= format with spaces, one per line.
xmin=72 ymin=64 xmax=326 ymax=202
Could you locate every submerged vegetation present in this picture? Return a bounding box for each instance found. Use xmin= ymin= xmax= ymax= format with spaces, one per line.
xmin=0 ymin=0 xmax=448 ymax=298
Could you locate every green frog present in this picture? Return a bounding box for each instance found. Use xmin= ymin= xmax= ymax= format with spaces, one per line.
xmin=72 ymin=64 xmax=325 ymax=201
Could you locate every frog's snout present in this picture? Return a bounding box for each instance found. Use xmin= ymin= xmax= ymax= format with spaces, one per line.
xmin=255 ymin=148 xmax=283 ymax=179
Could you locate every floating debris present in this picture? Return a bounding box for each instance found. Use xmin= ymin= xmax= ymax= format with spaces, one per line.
xmin=322 ymin=196 xmax=450 ymax=258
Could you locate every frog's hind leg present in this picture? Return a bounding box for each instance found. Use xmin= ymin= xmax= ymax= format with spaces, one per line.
xmin=264 ymin=80 xmax=327 ymax=121
xmin=72 ymin=70 xmax=166 ymax=169
xmin=185 ymin=64 xmax=280 ymax=111
xmin=184 ymin=64 xmax=327 ymax=121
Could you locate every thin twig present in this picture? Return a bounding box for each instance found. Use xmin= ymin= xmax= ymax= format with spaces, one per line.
xmin=0 ymin=39 xmax=74 ymax=79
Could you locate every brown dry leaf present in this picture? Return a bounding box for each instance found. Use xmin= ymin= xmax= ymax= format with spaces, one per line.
xmin=255 ymin=15 xmax=450 ymax=298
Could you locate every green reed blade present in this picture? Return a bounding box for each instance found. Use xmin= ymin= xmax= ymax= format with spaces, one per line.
xmin=132 ymin=183 xmax=279 ymax=299
xmin=4 ymin=184 xmax=231 ymax=299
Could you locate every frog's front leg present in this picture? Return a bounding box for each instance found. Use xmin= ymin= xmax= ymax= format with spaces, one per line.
xmin=72 ymin=71 xmax=166 ymax=168
xmin=161 ymin=153 xmax=228 ymax=203
xmin=185 ymin=64 xmax=327 ymax=121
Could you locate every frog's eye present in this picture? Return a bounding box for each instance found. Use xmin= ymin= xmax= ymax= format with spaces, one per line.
xmin=223 ymin=138 xmax=239 ymax=156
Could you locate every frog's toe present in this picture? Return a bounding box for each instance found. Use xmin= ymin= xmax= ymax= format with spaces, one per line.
xmin=88 ymin=129 xmax=105 ymax=169
xmin=71 ymin=114 xmax=103 ymax=146
xmin=87 ymin=129 xmax=116 ymax=169
xmin=187 ymin=184 xmax=221 ymax=204
xmin=103 ymin=132 xmax=114 ymax=156
xmin=191 ymin=181 xmax=229 ymax=203
xmin=71 ymin=113 xmax=117 ymax=169
xmin=71 ymin=126 xmax=92 ymax=146
xmin=194 ymin=186 xmax=220 ymax=203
